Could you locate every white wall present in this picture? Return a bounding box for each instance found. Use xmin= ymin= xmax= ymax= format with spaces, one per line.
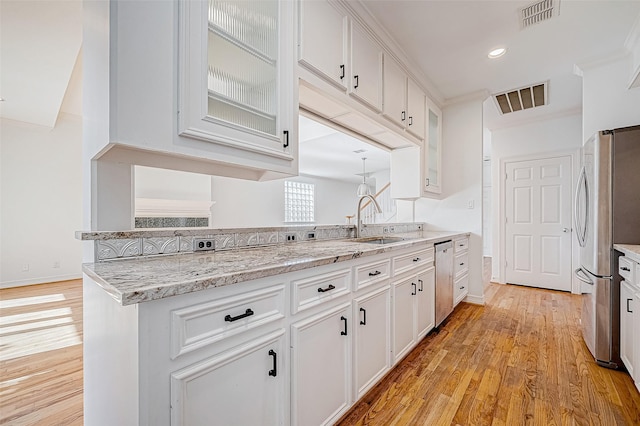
xmin=582 ymin=55 xmax=640 ymax=141
xmin=135 ymin=166 xmax=212 ymax=201
xmin=210 ymin=175 xmax=361 ymax=227
xmin=414 ymin=98 xmax=484 ymax=304
xmin=489 ymin=113 xmax=582 ymax=287
xmin=1 ymin=115 xmax=83 ymax=287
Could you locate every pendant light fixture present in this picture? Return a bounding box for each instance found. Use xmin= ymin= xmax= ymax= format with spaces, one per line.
xmin=356 ymin=157 xmax=370 ymax=197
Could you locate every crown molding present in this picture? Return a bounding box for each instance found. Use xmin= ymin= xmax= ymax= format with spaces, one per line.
xmin=443 ymin=89 xmax=490 ymax=107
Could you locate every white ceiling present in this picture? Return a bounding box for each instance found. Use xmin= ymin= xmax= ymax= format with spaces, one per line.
xmin=362 ymin=0 xmax=640 ymax=129
xmin=299 ymin=115 xmax=390 ymax=184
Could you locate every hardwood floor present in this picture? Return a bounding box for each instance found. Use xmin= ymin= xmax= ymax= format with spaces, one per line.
xmin=2 ymin=280 xmax=639 ymax=425
xmin=338 ymin=283 xmax=640 ymax=426
xmin=0 ymin=280 xmax=83 ymax=425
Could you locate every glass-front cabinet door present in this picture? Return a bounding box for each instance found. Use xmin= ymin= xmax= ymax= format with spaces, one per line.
xmin=423 ymin=101 xmax=442 ymax=195
xmin=178 ymin=0 xmax=296 ymax=166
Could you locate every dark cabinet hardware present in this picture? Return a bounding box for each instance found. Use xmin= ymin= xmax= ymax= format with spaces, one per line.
xmin=283 ymin=130 xmax=289 ymax=148
xmin=225 ymin=308 xmax=254 ymax=322
xmin=413 ymin=257 xmax=421 ymax=262
xmin=401 ymin=111 xmax=406 ymax=121
xmin=268 ymin=350 xmax=277 ymax=377
xmin=411 ymin=282 xmax=417 ymax=295
xmin=460 ymin=286 xmax=465 ymax=290
xmin=408 ymin=116 xmax=413 ymax=126
xmin=340 ymin=316 xmax=348 ymax=335
xmin=425 ymin=178 xmax=430 ymax=187
xmin=317 ymin=284 xmax=336 ymax=293
xmin=621 ymin=266 xmax=631 ymax=271
xmin=418 ymin=279 xmax=423 ymax=292
xmin=354 ymin=75 xmax=359 ymax=88
xmin=460 ymin=262 xmax=465 ymax=266
xmin=340 ymin=65 xmax=345 ymax=80
xmin=360 ymin=307 xmax=366 ymax=325
xmin=627 ymin=299 xmax=633 ymax=313
xmin=368 ymin=270 xmax=381 ymax=277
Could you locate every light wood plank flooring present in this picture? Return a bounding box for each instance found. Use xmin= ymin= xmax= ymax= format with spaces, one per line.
xmin=338 ymin=283 xmax=640 ymax=426
xmin=0 ymin=280 xmax=83 ymax=425
xmin=2 ymin=279 xmax=640 ymax=425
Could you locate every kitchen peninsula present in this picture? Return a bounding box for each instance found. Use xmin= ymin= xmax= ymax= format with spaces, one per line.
xmin=79 ymin=224 xmax=470 ymax=425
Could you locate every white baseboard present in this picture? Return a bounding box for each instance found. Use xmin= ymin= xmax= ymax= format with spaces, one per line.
xmin=0 ymin=274 xmax=82 ymax=289
xmin=464 ymin=294 xmax=485 ymax=305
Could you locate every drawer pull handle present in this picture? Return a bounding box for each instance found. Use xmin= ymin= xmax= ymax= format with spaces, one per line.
xmin=318 ymin=284 xmax=336 ymax=293
xmin=368 ymin=270 xmax=381 ymax=277
xmin=225 ymin=308 xmax=254 ymax=322
xmin=412 ymin=282 xmax=417 ymax=296
xmin=460 ymin=286 xmax=465 ymax=290
xmin=418 ymin=279 xmax=424 ymax=292
xmin=340 ymin=316 xmax=348 ymax=336
xmin=268 ymin=350 xmax=277 ymax=377
xmin=621 ymin=267 xmax=631 ymax=272
xmin=413 ymin=257 xmax=421 ymax=262
xmin=628 ymin=299 xmax=633 ymax=313
xmin=360 ymin=307 xmax=367 ymax=325
xmin=460 ymin=263 xmax=465 ymax=266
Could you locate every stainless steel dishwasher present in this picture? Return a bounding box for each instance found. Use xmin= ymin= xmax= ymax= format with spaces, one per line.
xmin=435 ymin=240 xmax=454 ymax=327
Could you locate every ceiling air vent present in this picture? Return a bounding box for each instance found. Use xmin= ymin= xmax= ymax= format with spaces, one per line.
xmin=520 ymin=0 xmax=559 ymax=29
xmin=493 ymin=82 xmax=548 ymax=115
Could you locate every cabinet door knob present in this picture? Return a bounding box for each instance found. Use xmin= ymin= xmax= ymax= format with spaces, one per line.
xmin=359 ymin=307 xmax=367 ymax=325
xmin=354 ymin=75 xmax=359 ymax=89
xmin=340 ymin=64 xmax=345 ymax=80
xmin=340 ymin=316 xmax=348 ymax=335
xmin=317 ymin=284 xmax=336 ymax=293
xmin=224 ymin=308 xmax=254 ymax=322
xmin=268 ymin=350 xmax=277 ymax=377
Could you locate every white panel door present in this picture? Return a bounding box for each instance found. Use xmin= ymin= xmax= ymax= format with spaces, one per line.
xmin=505 ymin=156 xmax=572 ymax=291
xmin=382 ymin=54 xmax=406 ymax=128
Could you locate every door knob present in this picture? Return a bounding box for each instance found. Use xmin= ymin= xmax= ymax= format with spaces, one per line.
xmin=562 ymin=228 xmax=571 ymax=233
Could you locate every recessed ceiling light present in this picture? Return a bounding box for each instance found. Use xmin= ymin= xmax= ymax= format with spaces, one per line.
xmin=488 ymin=48 xmax=507 ymax=59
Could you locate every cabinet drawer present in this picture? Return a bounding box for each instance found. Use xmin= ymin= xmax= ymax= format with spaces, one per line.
xmin=393 ymin=247 xmax=434 ymax=276
xmin=355 ymin=259 xmax=391 ymax=291
xmin=291 ymin=269 xmax=351 ymax=314
xmin=454 ymin=237 xmax=469 ymax=253
xmin=619 ymin=256 xmax=635 ymax=282
xmin=454 ymin=273 xmax=469 ymax=306
xmin=454 ymin=252 xmax=469 ymax=279
xmin=171 ymin=284 xmax=285 ymax=359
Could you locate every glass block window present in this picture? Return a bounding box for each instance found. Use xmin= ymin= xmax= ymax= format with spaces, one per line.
xmin=285 ymin=181 xmax=315 ymax=223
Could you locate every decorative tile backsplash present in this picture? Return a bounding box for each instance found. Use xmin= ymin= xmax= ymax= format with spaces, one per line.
xmin=88 ymin=223 xmax=424 ymax=262
xmin=135 ymin=217 xmax=209 ymax=228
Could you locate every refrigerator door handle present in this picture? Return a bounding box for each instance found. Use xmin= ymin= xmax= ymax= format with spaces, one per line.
xmin=574 ymin=166 xmax=589 ymax=248
xmin=574 ymin=267 xmax=594 ymax=285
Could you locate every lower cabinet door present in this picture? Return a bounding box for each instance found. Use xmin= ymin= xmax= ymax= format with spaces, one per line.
xmin=353 ymin=286 xmax=391 ymax=399
xmin=170 ymin=329 xmax=285 ymax=426
xmin=392 ymin=276 xmax=416 ymax=364
xmin=416 ymin=266 xmax=435 ymax=339
xmin=291 ymin=303 xmax=351 ymax=426
xmin=621 ymin=281 xmax=635 ymax=377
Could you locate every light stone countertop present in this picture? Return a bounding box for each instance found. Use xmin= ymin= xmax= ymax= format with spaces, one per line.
xmin=614 ymin=244 xmax=640 ymax=264
xmin=83 ymin=231 xmax=468 ymax=306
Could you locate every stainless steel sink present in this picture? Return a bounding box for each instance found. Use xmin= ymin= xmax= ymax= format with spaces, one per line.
xmin=352 ymin=236 xmax=407 ymax=245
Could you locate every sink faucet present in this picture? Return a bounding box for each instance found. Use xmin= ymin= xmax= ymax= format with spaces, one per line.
xmin=355 ymin=195 xmax=382 ymax=238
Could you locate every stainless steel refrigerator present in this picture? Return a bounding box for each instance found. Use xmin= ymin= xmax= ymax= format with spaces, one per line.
xmin=574 ymin=125 xmax=640 ymax=369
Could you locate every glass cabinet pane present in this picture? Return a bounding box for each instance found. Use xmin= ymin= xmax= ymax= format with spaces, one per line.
xmin=428 ymin=109 xmax=439 ymax=185
xmin=207 ymin=0 xmax=278 ymax=136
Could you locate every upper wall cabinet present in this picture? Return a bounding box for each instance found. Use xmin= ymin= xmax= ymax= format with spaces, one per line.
xmin=423 ymin=101 xmax=442 ymax=195
xmin=178 ymin=0 xmax=297 ymax=172
xmin=407 ymin=78 xmax=426 ymax=140
xmin=349 ymin=21 xmax=383 ymax=112
xmin=298 ymin=0 xmax=347 ymax=90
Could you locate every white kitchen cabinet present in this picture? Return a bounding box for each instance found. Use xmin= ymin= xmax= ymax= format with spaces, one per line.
xmin=298 ymin=0 xmax=347 ymax=89
xmin=416 ymin=267 xmax=435 ymax=339
xmin=291 ymin=303 xmax=352 ymax=426
xmin=170 ymin=329 xmax=285 ymax=426
xmin=178 ymin=0 xmax=297 ymax=164
xmin=423 ymin=101 xmax=443 ymax=195
xmin=349 ymin=20 xmax=383 ymax=112
xmin=454 ymin=273 xmax=469 ymax=306
xmin=392 ymin=275 xmax=416 ymax=363
xmin=407 ymin=78 xmax=426 ymax=140
xmin=353 ymin=286 xmax=391 ymax=399
xmin=390 ymin=145 xmax=421 ymax=200
xmin=382 ymin=54 xmax=407 ymax=128
xmin=620 ymin=280 xmax=635 ymax=377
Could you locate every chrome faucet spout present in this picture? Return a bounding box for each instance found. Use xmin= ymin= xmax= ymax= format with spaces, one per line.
xmin=355 ymin=195 xmax=382 ymax=238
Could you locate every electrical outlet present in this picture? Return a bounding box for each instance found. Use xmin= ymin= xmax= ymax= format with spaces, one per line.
xmin=467 ymin=200 xmax=475 ymax=209
xmin=193 ymin=238 xmax=215 ymax=252
xmin=307 ymin=232 xmax=316 ymax=240
xmin=383 ymin=227 xmax=389 ymax=234
xmin=22 ymin=263 xmax=29 ymax=272
xmin=284 ymin=233 xmax=296 ymax=242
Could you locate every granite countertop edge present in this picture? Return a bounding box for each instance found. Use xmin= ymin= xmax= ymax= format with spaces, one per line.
xmin=614 ymin=244 xmax=640 ymax=264
xmin=83 ymin=231 xmax=470 ymax=306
